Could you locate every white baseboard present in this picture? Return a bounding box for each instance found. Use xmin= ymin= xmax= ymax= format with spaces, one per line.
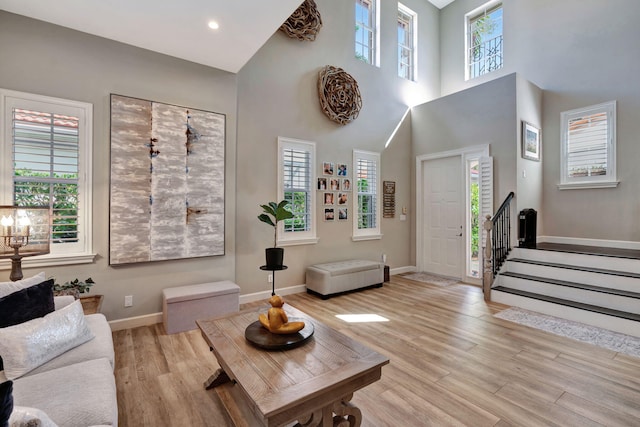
xmin=109 ymin=312 xmax=162 ymax=331
xmin=390 ymin=266 xmax=416 ymax=275
xmin=239 ymin=285 xmax=307 ymax=304
xmin=539 ymin=236 xmax=640 ymax=250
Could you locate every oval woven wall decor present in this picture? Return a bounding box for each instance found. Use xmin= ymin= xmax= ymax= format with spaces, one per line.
xmin=317 ymin=65 xmax=362 ymax=125
xmin=279 ymin=0 xmax=323 ymax=42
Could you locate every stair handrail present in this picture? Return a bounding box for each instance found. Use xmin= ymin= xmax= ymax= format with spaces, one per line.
xmin=482 ymin=191 xmax=515 ymax=301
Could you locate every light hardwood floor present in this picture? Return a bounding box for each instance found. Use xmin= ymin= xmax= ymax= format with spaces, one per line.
xmin=113 ymin=275 xmax=640 ymax=426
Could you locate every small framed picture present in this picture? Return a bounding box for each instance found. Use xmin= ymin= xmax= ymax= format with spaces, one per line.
xmin=324 ymin=208 xmax=335 ymax=221
xmin=337 ymin=193 xmax=348 ymax=205
xmin=522 ymin=121 xmax=541 ymax=161
xmin=317 ymin=177 xmax=327 ymax=190
xmin=337 ymin=163 xmax=348 ymax=176
xmin=323 ymin=192 xmax=334 ymax=205
xmin=323 ymin=162 xmax=334 ymax=175
xmin=342 ymin=178 xmax=351 ymax=191
xmin=330 ymin=178 xmax=340 ymax=191
xmin=338 ymin=208 xmax=348 ymax=220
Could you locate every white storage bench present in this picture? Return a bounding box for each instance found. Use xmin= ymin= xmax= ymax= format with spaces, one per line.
xmin=162 ymin=281 xmax=240 ymax=334
xmin=306 ymin=260 xmax=384 ymax=299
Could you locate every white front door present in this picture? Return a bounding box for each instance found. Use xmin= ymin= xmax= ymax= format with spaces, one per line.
xmin=422 ymin=156 xmax=462 ymax=278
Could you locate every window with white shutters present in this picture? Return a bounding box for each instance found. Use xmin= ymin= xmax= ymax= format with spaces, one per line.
xmin=560 ymin=101 xmax=618 ymax=189
xmin=277 ymin=137 xmax=317 ymax=245
xmin=1 ymin=88 xmax=93 ymax=266
xmin=353 ymin=150 xmax=381 ymax=240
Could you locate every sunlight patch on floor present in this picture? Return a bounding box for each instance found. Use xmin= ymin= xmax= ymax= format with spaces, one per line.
xmin=336 ymin=314 xmax=389 ymax=323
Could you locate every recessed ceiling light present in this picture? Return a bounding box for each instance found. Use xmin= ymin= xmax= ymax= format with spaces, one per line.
xmin=208 ymin=21 xmax=220 ymax=30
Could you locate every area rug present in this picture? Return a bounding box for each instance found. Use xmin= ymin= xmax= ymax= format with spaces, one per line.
xmin=495 ymin=307 xmax=640 ymax=359
xmin=402 ymin=272 xmax=460 ymax=287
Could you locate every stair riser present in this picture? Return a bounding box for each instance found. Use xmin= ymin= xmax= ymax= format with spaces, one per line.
xmin=500 ymin=276 xmax=639 ymax=314
xmin=491 ymin=290 xmax=640 ymax=338
xmin=512 ymin=248 xmax=640 ymax=274
xmin=504 ymin=263 xmax=639 ymax=293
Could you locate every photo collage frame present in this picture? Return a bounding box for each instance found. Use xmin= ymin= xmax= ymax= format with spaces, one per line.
xmin=318 ymin=161 xmax=350 ymax=221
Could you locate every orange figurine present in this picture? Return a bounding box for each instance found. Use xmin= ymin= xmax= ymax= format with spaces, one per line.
xmin=259 ymin=295 xmax=305 ymax=334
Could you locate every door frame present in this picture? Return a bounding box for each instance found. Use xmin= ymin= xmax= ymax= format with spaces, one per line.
xmin=416 ymin=144 xmax=489 ymax=284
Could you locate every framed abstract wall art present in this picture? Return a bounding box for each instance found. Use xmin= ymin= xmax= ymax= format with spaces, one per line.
xmin=109 ymin=94 xmax=225 ymax=265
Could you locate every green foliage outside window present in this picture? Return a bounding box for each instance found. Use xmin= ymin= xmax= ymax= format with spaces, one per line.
xmin=284 ymin=191 xmax=309 ymax=232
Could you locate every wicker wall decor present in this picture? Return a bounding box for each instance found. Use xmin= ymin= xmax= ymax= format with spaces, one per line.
xmin=279 ymin=0 xmax=323 ymax=42
xmin=317 ymin=65 xmax=362 ymax=125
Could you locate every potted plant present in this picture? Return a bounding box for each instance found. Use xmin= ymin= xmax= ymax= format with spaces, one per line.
xmin=53 ymin=277 xmax=95 ymax=299
xmin=258 ymin=200 xmax=294 ymax=268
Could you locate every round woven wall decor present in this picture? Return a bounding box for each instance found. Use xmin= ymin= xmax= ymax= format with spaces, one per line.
xmin=317 ymin=65 xmax=362 ymax=125
xmin=279 ymin=0 xmax=323 ymax=42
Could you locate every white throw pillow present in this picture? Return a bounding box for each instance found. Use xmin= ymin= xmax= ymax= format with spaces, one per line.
xmin=0 ymin=300 xmax=94 ymax=380
xmin=9 ymin=406 xmax=59 ymax=427
xmin=0 ymin=272 xmax=46 ymax=299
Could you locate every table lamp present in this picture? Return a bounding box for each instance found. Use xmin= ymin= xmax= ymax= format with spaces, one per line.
xmin=0 ymin=206 xmax=50 ymax=281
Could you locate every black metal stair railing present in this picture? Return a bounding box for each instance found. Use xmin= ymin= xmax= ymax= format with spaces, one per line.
xmin=492 ymin=191 xmax=515 ymax=275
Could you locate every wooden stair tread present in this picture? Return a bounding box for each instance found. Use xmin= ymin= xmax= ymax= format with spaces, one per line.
xmin=492 ymin=286 xmax=640 ymax=322
xmin=508 ymin=258 xmax=640 ymax=279
xmin=534 ymin=242 xmax=640 ymax=260
xmin=501 ymin=270 xmax=640 ymax=299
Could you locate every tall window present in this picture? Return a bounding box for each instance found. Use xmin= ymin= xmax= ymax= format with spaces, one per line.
xmin=466 ymin=1 xmax=503 ymax=80
xmin=397 ymin=4 xmax=417 ymax=81
xmin=353 ymin=150 xmax=381 ymax=240
xmin=0 ymin=89 xmax=93 ymax=264
xmin=355 ymin=0 xmax=378 ymax=66
xmin=559 ymin=101 xmax=618 ymax=189
xmin=277 ymin=137 xmax=317 ymax=245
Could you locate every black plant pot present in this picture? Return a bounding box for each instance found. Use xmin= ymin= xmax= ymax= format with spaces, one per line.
xmin=265 ymin=247 xmax=284 ymax=269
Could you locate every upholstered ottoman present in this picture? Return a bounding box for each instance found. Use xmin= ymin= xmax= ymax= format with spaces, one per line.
xmin=162 ymin=281 xmax=240 ymax=334
xmin=305 ymin=260 xmax=384 ymax=299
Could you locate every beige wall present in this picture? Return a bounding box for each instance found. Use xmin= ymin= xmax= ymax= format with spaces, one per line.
xmin=0 ymin=11 xmax=238 ymax=321
xmin=440 ymin=0 xmax=640 ymax=242
xmin=235 ymin=0 xmax=440 ymax=293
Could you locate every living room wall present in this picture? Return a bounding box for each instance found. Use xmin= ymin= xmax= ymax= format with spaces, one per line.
xmin=235 ymin=0 xmax=441 ymax=294
xmin=0 ymin=11 xmax=238 ymax=321
xmin=440 ymin=0 xmax=640 ymax=243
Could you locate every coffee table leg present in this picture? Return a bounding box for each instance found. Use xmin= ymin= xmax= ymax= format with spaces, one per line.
xmin=204 ymin=368 xmax=232 ymax=390
xmin=331 ymin=394 xmax=362 ymax=427
xmin=295 ymin=394 xmax=362 ymax=427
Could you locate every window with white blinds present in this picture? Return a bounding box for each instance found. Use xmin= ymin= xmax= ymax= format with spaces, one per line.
xmin=1 ymin=88 xmax=93 ymax=263
xmin=353 ymin=150 xmax=381 ymax=240
xmin=560 ymin=101 xmax=618 ymax=189
xmin=277 ymin=137 xmax=317 ymax=245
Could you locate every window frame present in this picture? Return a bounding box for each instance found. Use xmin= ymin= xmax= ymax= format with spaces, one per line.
xmin=465 ymin=0 xmax=503 ymax=81
xmin=559 ymin=100 xmax=618 ymax=190
xmin=352 ymin=149 xmax=382 ymax=241
xmin=0 ymin=88 xmax=95 ymax=269
xmin=397 ymin=3 xmax=417 ymax=81
xmin=355 ymin=0 xmax=380 ymax=67
xmin=277 ymin=137 xmax=318 ymax=246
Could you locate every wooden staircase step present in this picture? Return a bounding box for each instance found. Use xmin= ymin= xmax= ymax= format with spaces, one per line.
xmin=499 ymin=271 xmax=640 ymax=299
xmin=508 ymin=258 xmax=640 ymax=279
xmin=535 ymin=242 xmax=640 ymax=260
xmin=492 ymin=286 xmax=640 ymax=322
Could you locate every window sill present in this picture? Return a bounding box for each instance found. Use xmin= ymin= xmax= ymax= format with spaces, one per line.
xmin=557 ymin=180 xmax=619 ymax=190
xmin=352 ymin=234 xmax=383 ymax=242
xmin=0 ymin=253 xmax=97 ymax=271
xmin=277 ymin=238 xmax=319 ymax=247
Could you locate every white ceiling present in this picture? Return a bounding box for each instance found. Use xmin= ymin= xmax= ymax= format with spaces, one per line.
xmin=0 ymin=0 xmax=304 ymax=73
xmin=0 ymin=0 xmax=455 ymax=74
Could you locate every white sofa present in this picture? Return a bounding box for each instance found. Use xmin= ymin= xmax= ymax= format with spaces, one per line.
xmin=305 ymin=260 xmax=384 ymax=298
xmin=8 ymin=296 xmax=118 ymax=427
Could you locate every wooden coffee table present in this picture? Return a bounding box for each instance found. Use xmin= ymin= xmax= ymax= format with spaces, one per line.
xmin=197 ymin=304 xmax=389 ymax=427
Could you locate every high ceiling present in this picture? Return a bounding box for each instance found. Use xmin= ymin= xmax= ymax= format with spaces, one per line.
xmin=0 ymin=0 xmax=455 ymax=73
